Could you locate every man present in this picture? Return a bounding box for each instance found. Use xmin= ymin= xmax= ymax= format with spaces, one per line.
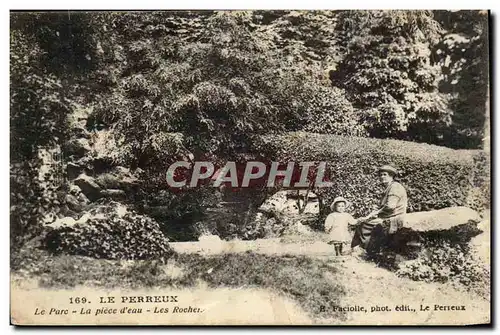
xmin=351 ymin=165 xmax=408 ymax=255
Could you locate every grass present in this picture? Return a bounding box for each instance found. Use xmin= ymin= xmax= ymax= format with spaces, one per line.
xmin=11 ymin=245 xmax=346 ymax=320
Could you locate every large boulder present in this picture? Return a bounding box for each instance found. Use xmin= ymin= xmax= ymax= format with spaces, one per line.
xmin=66 ymin=162 xmax=85 ymax=180
xmin=95 ymin=166 xmax=139 ymax=191
xmin=74 ymin=174 xmax=103 ymax=202
xmin=63 ymin=138 xmax=91 ymax=158
xmin=362 ymin=206 xmax=483 ymax=259
xmin=394 ymin=206 xmax=483 ymax=247
xmin=402 ymin=206 xmax=482 ymax=232
xmin=100 ymin=189 xmax=127 ymax=200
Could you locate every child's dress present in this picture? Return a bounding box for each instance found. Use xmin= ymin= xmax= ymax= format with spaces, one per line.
xmin=324 ymin=212 xmax=356 ymax=243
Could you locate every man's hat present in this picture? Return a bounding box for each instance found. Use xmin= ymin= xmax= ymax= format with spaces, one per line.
xmin=378 ymin=165 xmax=398 ymax=176
xmin=330 ymin=196 xmax=349 ymax=211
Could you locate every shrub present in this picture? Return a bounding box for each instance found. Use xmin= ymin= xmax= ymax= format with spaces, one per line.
xmin=395 ymin=240 xmax=490 ymax=297
xmin=301 ymin=86 xmax=367 ymax=137
xmin=253 ymin=132 xmax=489 ymax=217
xmin=10 ymin=152 xmax=63 ymax=251
xmin=44 ymin=201 xmax=173 ymax=260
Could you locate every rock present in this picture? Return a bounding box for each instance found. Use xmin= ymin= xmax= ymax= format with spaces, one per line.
xmin=66 ymin=162 xmax=84 ymax=180
xmin=259 ymin=190 xmax=288 ymax=213
xmin=49 ymin=217 xmax=77 ymax=229
xmin=65 ymin=194 xmax=84 ymax=212
xmin=101 ymin=189 xmax=126 ymax=200
xmin=469 ymin=220 xmax=490 ymax=267
xmin=74 ymin=174 xmax=102 ymax=202
xmin=68 ymin=184 xmax=90 ymax=205
xmin=95 ymin=166 xmax=139 ymax=190
xmin=69 ymin=184 xmax=82 ymax=194
xmin=255 ymin=190 xmax=320 ymax=238
xmin=402 ymin=206 xmax=482 ymax=232
xmin=64 ymin=138 xmax=91 ymax=158
xmin=259 ymin=190 xmax=320 ymax=216
xmin=385 ymin=207 xmax=484 ymax=255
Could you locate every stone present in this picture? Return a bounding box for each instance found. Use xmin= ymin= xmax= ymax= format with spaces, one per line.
xmin=101 ymin=189 xmax=126 ymax=200
xmin=66 ymin=162 xmax=84 ymax=180
xmin=74 ymin=174 xmax=102 ymax=202
xmin=255 ymin=190 xmax=320 ymax=238
xmin=401 ymin=206 xmax=481 ymax=232
xmin=64 ymin=138 xmax=91 ymax=158
xmin=49 ymin=217 xmax=77 ymax=229
xmin=95 ymin=166 xmax=139 ymax=190
xmin=259 ymin=190 xmax=288 ymax=214
xmin=65 ymin=194 xmax=84 ymax=213
xmin=259 ymin=190 xmax=320 ymax=216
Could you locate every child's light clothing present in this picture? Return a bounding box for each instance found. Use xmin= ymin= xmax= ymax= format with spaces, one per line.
xmin=324 ymin=212 xmax=356 ymax=243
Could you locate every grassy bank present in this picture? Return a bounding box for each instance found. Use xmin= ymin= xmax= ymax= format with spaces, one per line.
xmin=11 ymin=245 xmax=345 ymax=320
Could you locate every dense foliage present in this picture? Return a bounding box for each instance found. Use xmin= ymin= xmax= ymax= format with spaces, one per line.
xmin=86 ymin=11 xmax=365 ymax=169
xmin=433 ymin=10 xmax=489 ymax=149
xmin=254 ymin=132 xmax=488 ymax=217
xmin=333 ymin=11 xmax=451 ymax=141
xmin=396 ymin=240 xmax=489 ymax=296
xmin=44 ymin=202 xmax=173 ymax=260
xmin=10 ymin=13 xmax=96 ymax=249
xmin=10 ymin=10 xmax=490 ymax=248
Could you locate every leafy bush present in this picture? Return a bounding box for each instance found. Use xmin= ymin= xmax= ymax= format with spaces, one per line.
xmin=253 ymin=132 xmax=489 ymax=217
xmin=44 ymin=201 xmax=173 ymax=260
xmin=10 ymin=154 xmax=64 ymax=250
xmin=301 ymin=86 xmax=366 ymax=136
xmin=333 ymin=10 xmax=452 ymax=142
xmin=395 ymin=241 xmax=489 ymax=296
xmin=89 ymin=11 xmax=367 ymax=167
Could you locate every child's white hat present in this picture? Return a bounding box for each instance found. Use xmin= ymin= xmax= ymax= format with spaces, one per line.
xmin=330 ymin=196 xmax=349 ymax=211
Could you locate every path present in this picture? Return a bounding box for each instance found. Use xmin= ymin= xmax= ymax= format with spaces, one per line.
xmin=171 ymin=237 xmax=490 ymax=325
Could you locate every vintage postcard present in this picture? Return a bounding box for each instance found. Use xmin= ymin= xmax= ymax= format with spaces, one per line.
xmin=10 ymin=10 xmax=490 ymax=326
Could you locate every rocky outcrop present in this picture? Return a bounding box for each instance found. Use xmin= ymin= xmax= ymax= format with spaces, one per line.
xmin=259 ymin=190 xmax=319 ymax=216
xmin=74 ymin=174 xmax=103 ymax=202
xmin=66 ymin=162 xmax=85 ymax=180
xmin=95 ymin=166 xmax=139 ymax=191
xmin=100 ymin=189 xmax=126 ymax=200
xmin=401 ymin=206 xmax=482 ymax=232
xmin=252 ymin=190 xmax=321 ymax=238
xmin=63 ymin=138 xmax=91 ymax=158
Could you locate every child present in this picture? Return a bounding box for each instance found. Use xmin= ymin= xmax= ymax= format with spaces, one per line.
xmin=324 ymin=197 xmax=357 ymax=256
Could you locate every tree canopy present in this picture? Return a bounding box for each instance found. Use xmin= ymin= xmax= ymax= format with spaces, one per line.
xmin=10 ymin=10 xmax=490 ymax=246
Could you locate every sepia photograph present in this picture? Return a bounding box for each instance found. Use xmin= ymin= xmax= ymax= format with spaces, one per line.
xmin=9 ymin=9 xmax=491 ymax=326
